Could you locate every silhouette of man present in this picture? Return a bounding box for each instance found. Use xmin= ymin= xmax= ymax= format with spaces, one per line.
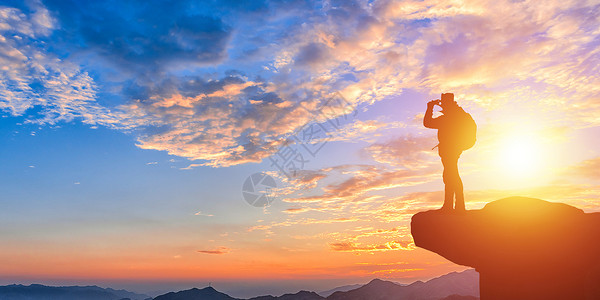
xmin=424 ymin=93 xmax=473 ymax=211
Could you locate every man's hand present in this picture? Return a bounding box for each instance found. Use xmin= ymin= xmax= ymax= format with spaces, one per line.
xmin=424 ymin=99 xmax=440 ymax=129
xmin=427 ymin=99 xmax=441 ymax=109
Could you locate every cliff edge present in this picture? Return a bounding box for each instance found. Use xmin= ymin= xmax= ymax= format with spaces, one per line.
xmin=411 ymin=196 xmax=600 ymax=300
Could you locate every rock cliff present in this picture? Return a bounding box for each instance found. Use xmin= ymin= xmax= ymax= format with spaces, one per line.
xmin=411 ymin=197 xmax=600 ymax=300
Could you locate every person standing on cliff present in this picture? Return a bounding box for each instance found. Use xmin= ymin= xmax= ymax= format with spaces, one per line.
xmin=423 ymin=93 xmax=476 ymax=211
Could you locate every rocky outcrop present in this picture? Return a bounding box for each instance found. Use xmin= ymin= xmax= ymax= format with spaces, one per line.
xmin=411 ymin=197 xmax=600 ymax=300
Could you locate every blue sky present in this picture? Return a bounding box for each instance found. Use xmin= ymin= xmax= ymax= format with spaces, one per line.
xmin=1 ymin=0 xmax=600 ymax=297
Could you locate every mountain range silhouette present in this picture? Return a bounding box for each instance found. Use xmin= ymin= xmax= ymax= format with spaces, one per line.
xmin=143 ymin=269 xmax=478 ymax=300
xmin=412 ymin=196 xmax=600 ymax=300
xmin=0 ymin=284 xmax=152 ymax=300
xmin=0 ymin=269 xmax=478 ymax=300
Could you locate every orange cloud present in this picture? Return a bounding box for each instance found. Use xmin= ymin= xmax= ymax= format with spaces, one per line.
xmin=329 ymin=240 xmax=413 ymax=252
xmin=284 ymin=164 xmax=437 ymax=205
xmin=197 ymin=247 xmax=229 ymax=255
xmin=323 ymin=120 xmax=405 ymax=143
xmin=284 ymin=207 xmax=311 ymax=214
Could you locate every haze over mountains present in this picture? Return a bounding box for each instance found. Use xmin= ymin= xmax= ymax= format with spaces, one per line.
xmin=318 ymin=284 xmax=364 ymax=297
xmin=0 ymin=269 xmax=478 ymax=300
xmin=0 ymin=284 xmax=152 ymax=300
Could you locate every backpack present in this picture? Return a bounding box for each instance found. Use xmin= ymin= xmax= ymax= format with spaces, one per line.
xmin=457 ymin=111 xmax=477 ymax=151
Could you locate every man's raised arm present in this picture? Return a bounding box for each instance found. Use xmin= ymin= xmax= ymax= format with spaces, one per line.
xmin=423 ymin=100 xmax=441 ymax=129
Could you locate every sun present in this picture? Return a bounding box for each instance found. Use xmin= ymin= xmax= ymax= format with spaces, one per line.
xmin=472 ymin=121 xmax=563 ymax=190
xmin=497 ymin=134 xmax=543 ymax=178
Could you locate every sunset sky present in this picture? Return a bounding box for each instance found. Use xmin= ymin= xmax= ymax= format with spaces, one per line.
xmin=1 ymin=0 xmax=599 ymax=297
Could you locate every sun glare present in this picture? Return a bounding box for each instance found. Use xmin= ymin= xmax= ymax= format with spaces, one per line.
xmin=497 ymin=134 xmax=543 ymax=178
xmin=472 ymin=117 xmax=567 ymax=190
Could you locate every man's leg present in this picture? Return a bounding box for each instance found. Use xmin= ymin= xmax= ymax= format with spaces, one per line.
xmin=453 ymin=152 xmax=465 ymax=211
xmin=441 ymin=155 xmax=455 ymax=210
xmin=454 ymin=168 xmax=465 ymax=211
xmin=442 ymin=154 xmax=462 ymax=210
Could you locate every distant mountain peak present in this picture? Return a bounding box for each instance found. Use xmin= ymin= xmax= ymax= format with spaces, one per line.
xmin=367 ymin=278 xmax=385 ymax=284
xmin=248 ymin=289 xmax=324 ymax=300
xmin=154 ymin=286 xmax=238 ymax=300
xmin=295 ymin=290 xmax=317 ymax=294
xmin=317 ymin=283 xmax=363 ymax=298
xmin=328 ymin=269 xmax=478 ymax=300
xmin=364 ymin=278 xmax=399 ymax=288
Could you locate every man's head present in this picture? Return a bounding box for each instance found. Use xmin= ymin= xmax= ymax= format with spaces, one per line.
xmin=441 ymin=93 xmax=454 ymax=106
xmin=440 ymin=93 xmax=459 ymax=113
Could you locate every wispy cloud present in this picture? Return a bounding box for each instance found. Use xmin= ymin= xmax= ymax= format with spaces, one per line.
xmin=565 ymin=157 xmax=600 ymax=180
xmin=282 ymin=164 xmax=437 ymax=205
xmin=194 ymin=211 xmax=214 ymax=217
xmin=321 ymin=120 xmax=406 ymax=143
xmin=365 ymin=135 xmax=439 ymax=169
xmin=197 ymin=246 xmax=229 ymax=255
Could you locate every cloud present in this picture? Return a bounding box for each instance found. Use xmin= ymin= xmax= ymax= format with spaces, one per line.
xmin=2 ymin=0 xmax=600 ymax=168
xmin=194 ymin=211 xmax=214 ymax=217
xmin=566 ymin=157 xmax=600 ymax=180
xmin=283 ymin=207 xmax=310 ymax=214
xmin=4 ymin=1 xmax=305 ymax=159
xmin=0 ymin=1 xmax=55 ymax=37
xmin=289 ymin=0 xmax=600 ymax=126
xmin=0 ymin=3 xmax=141 ymax=128
xmin=365 ymin=135 xmax=439 ymax=168
xmin=283 ymin=164 xmax=437 ymax=204
xmin=329 ymin=240 xmax=413 ymax=252
xmin=197 ymin=246 xmax=229 ymax=255
xmin=125 ymin=75 xmax=323 ymax=167
xmin=294 ymin=42 xmax=331 ymax=67
xmin=43 ymin=0 xmax=231 ymax=73
xmin=324 ymin=119 xmax=405 ymax=143
xmin=248 ymin=216 xmax=359 ymax=233
xmin=249 ymin=162 xmax=441 ymax=247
